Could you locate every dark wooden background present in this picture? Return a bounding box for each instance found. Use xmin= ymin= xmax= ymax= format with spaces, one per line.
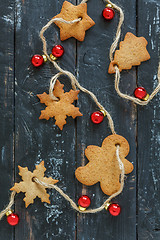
xmin=0 ymin=0 xmax=160 ymax=239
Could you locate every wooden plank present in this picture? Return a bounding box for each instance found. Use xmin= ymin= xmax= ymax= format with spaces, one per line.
xmin=1 ymin=0 xmax=159 ymax=239
xmin=76 ymin=0 xmax=137 ymax=239
xmin=14 ymin=0 xmax=77 ymax=239
xmin=0 ymin=0 xmax=15 ymax=239
xmin=137 ymin=0 xmax=160 ymax=239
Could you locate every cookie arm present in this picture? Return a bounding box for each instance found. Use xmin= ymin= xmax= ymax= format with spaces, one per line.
xmin=85 ymin=146 xmax=103 ymax=162
xmin=122 ymin=158 xmax=134 ymax=174
xmin=75 ymin=164 xmax=99 ymax=186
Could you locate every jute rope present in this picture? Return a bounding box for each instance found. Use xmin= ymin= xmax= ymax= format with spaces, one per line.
xmin=0 ymin=0 xmax=134 ymax=220
xmin=38 ymin=0 xmax=128 ymax=214
xmin=0 ymin=146 xmax=125 ymax=216
xmin=105 ymin=1 xmax=160 ymax=105
xmin=81 ymin=0 xmax=88 ymax=3
xmin=49 ymin=72 xmax=116 ymax=134
xmin=34 ymin=146 xmax=124 ymax=214
xmin=114 ymin=64 xmax=160 ymax=105
xmin=39 ymin=16 xmax=116 ymax=134
xmin=105 ymin=0 xmax=124 ymax=61
xmin=0 ymin=191 xmax=16 ymax=220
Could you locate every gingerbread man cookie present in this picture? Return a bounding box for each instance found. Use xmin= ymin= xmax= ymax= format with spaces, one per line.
xmin=75 ymin=134 xmax=133 ymax=195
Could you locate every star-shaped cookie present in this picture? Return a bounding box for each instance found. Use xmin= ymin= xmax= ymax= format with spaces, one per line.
xmin=53 ymin=1 xmax=95 ymax=41
xmin=10 ymin=161 xmax=58 ymax=207
xmin=108 ymin=32 xmax=150 ymax=73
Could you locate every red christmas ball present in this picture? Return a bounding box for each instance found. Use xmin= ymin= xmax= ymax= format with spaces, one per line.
xmin=52 ymin=45 xmax=64 ymax=58
xmin=7 ymin=213 xmax=19 ymax=226
xmin=78 ymin=195 xmax=91 ymax=208
xmin=108 ymin=203 xmax=121 ymax=216
xmin=91 ymin=111 xmax=104 ymax=124
xmin=134 ymin=87 xmax=147 ymax=100
xmin=102 ymin=7 xmax=115 ymax=20
xmin=31 ymin=55 xmax=44 ymax=67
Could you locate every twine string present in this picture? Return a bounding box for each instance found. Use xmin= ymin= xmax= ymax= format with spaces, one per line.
xmin=38 ymin=0 xmax=126 ymax=214
xmin=33 ymin=145 xmax=124 ymax=214
xmin=0 ymin=1 xmax=128 ymax=218
xmin=1 ymin=0 xmax=158 ymax=221
xmin=40 ymin=17 xmax=81 ymax=59
xmin=114 ymin=65 xmax=160 ymax=105
xmin=0 ymin=191 xmax=16 ymax=220
xmin=81 ymin=0 xmax=88 ymax=3
xmin=0 ymin=147 xmax=124 ymax=216
xmin=105 ymin=0 xmax=124 ymax=61
xmin=40 ymin=0 xmax=160 ymax=108
xmin=49 ymin=71 xmax=116 ymax=134
xmin=106 ymin=1 xmax=160 ymax=104
xmin=0 ymin=147 xmax=124 ymax=217
xmin=40 ymin=17 xmax=116 ymax=134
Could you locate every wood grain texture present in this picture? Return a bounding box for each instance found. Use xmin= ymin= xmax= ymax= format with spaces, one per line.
xmin=137 ymin=1 xmax=160 ymax=239
xmin=0 ymin=0 xmax=160 ymax=239
xmin=0 ymin=0 xmax=15 ymax=239
xmin=14 ymin=0 xmax=77 ymax=239
xmin=76 ymin=0 xmax=137 ymax=239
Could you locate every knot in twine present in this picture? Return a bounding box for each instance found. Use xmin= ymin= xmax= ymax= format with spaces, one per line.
xmin=0 ymin=146 xmax=124 ymax=217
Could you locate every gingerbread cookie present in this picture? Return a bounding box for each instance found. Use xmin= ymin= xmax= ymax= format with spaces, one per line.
xmin=10 ymin=161 xmax=58 ymax=207
xmin=75 ymin=134 xmax=133 ymax=195
xmin=37 ymin=80 xmax=83 ymax=130
xmin=108 ymin=32 xmax=150 ymax=74
xmin=53 ymin=1 xmax=95 ymax=41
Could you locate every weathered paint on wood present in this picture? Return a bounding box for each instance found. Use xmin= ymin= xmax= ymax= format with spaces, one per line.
xmin=76 ymin=0 xmax=137 ymax=239
xmin=137 ymin=1 xmax=160 ymax=239
xmin=14 ymin=0 xmax=77 ymax=239
xmin=0 ymin=0 xmax=160 ymax=239
xmin=0 ymin=0 xmax=14 ymax=239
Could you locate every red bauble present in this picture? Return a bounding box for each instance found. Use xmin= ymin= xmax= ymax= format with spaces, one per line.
xmin=78 ymin=195 xmax=91 ymax=208
xmin=91 ymin=111 xmax=104 ymax=124
xmin=52 ymin=45 xmax=64 ymax=57
xmin=102 ymin=7 xmax=115 ymax=20
xmin=7 ymin=213 xmax=19 ymax=226
xmin=134 ymin=87 xmax=147 ymax=99
xmin=108 ymin=203 xmax=121 ymax=216
xmin=31 ymin=55 xmax=44 ymax=67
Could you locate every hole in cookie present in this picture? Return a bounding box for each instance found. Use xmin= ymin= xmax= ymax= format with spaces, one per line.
xmin=78 ymin=16 xmax=83 ymax=21
xmin=32 ymin=177 xmax=36 ymax=182
xmin=112 ymin=64 xmax=120 ymax=71
xmin=115 ymin=143 xmax=120 ymax=147
xmin=54 ymin=97 xmax=60 ymax=101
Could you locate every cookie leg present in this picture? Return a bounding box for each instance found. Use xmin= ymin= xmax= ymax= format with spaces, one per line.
xmin=100 ymin=177 xmax=121 ymax=196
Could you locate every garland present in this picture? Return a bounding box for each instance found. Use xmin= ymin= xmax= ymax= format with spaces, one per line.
xmin=0 ymin=0 xmax=159 ymax=227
